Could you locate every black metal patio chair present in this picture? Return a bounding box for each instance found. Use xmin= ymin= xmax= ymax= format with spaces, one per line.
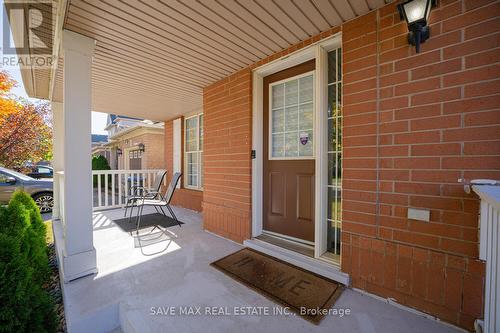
xmin=132 ymin=172 xmax=183 ymax=235
xmin=124 ymin=169 xmax=167 ymax=218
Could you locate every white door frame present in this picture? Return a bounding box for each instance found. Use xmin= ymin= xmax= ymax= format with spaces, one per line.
xmin=251 ymin=33 xmax=342 ymax=259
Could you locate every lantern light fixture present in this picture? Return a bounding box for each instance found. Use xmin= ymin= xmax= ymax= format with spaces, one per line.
xmin=138 ymin=143 xmax=145 ymax=152
xmin=397 ymin=0 xmax=435 ymax=53
xmin=116 ymin=147 xmax=122 ymax=156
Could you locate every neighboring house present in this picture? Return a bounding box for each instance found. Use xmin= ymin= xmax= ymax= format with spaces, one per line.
xmin=91 ymin=134 xmax=110 ymax=162
xmin=104 ymin=114 xmax=165 ymax=170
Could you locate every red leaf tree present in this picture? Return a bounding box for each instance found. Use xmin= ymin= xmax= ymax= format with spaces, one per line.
xmin=0 ymin=71 xmax=52 ymax=169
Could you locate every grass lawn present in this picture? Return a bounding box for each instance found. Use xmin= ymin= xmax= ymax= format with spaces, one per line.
xmin=45 ymin=220 xmax=54 ymax=244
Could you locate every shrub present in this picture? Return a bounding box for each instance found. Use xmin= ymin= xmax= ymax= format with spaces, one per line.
xmin=92 ymin=155 xmax=111 ymax=187
xmin=0 ymin=191 xmax=56 ymax=333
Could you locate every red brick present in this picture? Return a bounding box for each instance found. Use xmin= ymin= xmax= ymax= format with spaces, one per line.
xmin=444 ymin=268 xmax=463 ymax=311
xmin=412 ymin=58 xmax=462 ymax=80
xmin=447 ymin=255 xmax=467 ymax=270
xmin=462 ymin=274 xmax=484 ymax=317
xmin=410 ymin=196 xmax=462 ymax=211
xmin=380 ymin=96 xmax=409 ymax=110
xmin=466 ymin=48 xmax=500 ymax=68
xmin=380 ymin=71 xmax=409 ymax=87
xmin=465 ymin=17 xmax=500 ymax=40
xmin=444 ymin=95 xmax=500 ymax=114
xmin=441 ymin=239 xmax=478 ymax=257
xmin=394 ymin=157 xmax=440 ymax=169
xmin=411 ymin=87 xmax=462 ymax=106
xmin=464 ymin=79 xmax=500 ymax=98
xmin=412 ymin=170 xmax=461 ymax=183
xmin=444 ymin=65 xmax=500 ymax=87
xmin=394 ymin=131 xmax=441 ymax=144
xmin=442 ymin=2 xmax=500 ymax=32
xmin=395 ymin=50 xmax=441 ymax=72
xmin=395 ymin=77 xmax=441 ymax=96
xmin=442 ymin=156 xmax=500 ymax=169
xmin=411 ymin=115 xmax=461 ymax=131
xmin=395 ymin=104 xmax=441 ymax=120
xmin=443 ymin=126 xmax=500 ymax=141
xmin=444 ymin=32 xmax=500 ymax=59
xmin=395 ymin=182 xmax=441 ymax=196
xmin=394 ymin=230 xmax=440 ymax=249
xmin=411 ymin=143 xmax=462 ymax=156
xmin=464 ymin=141 xmax=500 ymax=155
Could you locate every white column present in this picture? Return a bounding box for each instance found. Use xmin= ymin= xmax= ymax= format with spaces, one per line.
xmin=51 ymin=102 xmax=64 ymax=220
xmin=60 ymin=30 xmax=97 ymax=282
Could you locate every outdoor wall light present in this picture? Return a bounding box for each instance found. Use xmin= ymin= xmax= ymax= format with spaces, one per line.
xmin=138 ymin=143 xmax=145 ymax=152
xmin=116 ymin=148 xmax=122 ymax=156
xmin=397 ymin=0 xmax=435 ymax=53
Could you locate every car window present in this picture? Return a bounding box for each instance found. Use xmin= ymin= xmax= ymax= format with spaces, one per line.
xmin=38 ymin=167 xmax=51 ymax=174
xmin=0 ymin=172 xmax=14 ymax=184
xmin=1 ymin=169 xmax=32 ymax=181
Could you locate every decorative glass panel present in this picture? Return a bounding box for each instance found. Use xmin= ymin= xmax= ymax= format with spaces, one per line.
xmin=284 ymin=132 xmax=298 ymax=157
xmin=285 ymin=79 xmax=298 ymax=106
xmin=272 ymin=84 xmax=284 ymax=108
xmin=270 ymin=73 xmax=314 ymax=158
xmin=299 ymin=76 xmax=313 ymax=102
xmin=285 ymin=106 xmax=298 ymax=132
xmin=299 ymin=103 xmax=313 ymax=130
xmin=272 ymin=133 xmax=284 ymax=157
xmin=327 ymin=48 xmax=342 ymax=257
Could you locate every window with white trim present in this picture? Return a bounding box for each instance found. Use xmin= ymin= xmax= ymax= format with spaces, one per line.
xmin=269 ymin=72 xmax=314 ymax=159
xmin=184 ymin=114 xmax=203 ymax=190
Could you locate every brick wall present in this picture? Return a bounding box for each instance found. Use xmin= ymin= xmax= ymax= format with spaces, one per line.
xmin=201 ymin=0 xmax=498 ymax=329
xmin=341 ymin=1 xmax=499 ymax=329
xmin=202 ymin=70 xmax=253 ymax=242
xmin=164 ymin=119 xmax=203 ymax=212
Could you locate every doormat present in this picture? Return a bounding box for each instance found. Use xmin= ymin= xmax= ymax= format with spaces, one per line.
xmin=113 ymin=213 xmax=183 ymax=233
xmin=211 ymin=248 xmax=343 ymax=324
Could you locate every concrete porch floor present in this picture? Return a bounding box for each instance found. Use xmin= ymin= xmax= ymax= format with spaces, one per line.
xmin=61 ymin=206 xmax=463 ymax=333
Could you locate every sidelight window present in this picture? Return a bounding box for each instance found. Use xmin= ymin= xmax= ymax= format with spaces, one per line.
xmin=327 ymin=47 xmax=342 ymax=257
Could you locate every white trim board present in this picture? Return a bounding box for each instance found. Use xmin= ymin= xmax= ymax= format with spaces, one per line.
xmin=251 ymin=33 xmax=342 ymax=261
xmin=173 ymin=118 xmax=181 ymax=188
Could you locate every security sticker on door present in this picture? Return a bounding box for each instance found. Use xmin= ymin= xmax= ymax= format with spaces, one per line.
xmin=299 ymin=132 xmax=309 ymax=145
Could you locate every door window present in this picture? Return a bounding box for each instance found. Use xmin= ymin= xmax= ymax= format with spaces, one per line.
xmin=270 ymin=73 xmax=314 ymax=159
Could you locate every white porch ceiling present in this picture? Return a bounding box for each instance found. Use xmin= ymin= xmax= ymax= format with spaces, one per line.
xmin=26 ymin=0 xmax=390 ymax=120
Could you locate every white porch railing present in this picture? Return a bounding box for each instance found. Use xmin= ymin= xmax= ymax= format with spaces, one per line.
xmin=472 ymin=183 xmax=500 ymax=333
xmin=92 ymin=169 xmax=166 ymax=211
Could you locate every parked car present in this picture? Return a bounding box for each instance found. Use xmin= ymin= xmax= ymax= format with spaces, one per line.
xmin=0 ymin=167 xmax=53 ymax=213
xmin=27 ymin=165 xmax=53 ymax=179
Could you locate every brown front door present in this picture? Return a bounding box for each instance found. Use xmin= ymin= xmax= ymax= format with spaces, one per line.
xmin=263 ymin=60 xmax=315 ymax=243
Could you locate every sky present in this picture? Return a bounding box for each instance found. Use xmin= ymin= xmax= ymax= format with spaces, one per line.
xmin=0 ymin=1 xmax=108 ymax=135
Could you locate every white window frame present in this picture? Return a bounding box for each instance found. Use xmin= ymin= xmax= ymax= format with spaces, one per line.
xmin=268 ymin=71 xmax=315 ymax=160
xmin=184 ymin=113 xmax=203 ymax=191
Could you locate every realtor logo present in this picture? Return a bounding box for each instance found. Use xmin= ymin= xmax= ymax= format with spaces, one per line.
xmin=2 ymin=0 xmax=55 ymax=68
